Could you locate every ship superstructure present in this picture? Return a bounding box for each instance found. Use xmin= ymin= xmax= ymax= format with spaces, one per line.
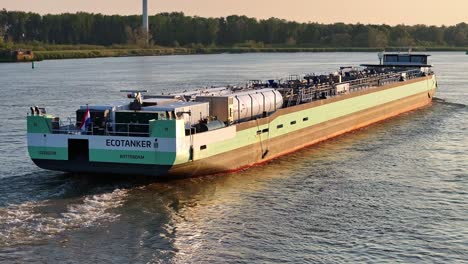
xmin=27 ymin=53 xmax=437 ymax=177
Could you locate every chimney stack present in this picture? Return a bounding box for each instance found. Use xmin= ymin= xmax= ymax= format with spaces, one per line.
xmin=142 ymin=0 xmax=148 ymax=41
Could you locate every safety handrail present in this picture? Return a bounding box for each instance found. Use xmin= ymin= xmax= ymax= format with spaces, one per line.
xmin=51 ymin=119 xmax=151 ymax=137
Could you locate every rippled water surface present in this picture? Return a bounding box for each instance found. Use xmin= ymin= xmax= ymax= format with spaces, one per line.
xmin=0 ymin=52 xmax=467 ymax=263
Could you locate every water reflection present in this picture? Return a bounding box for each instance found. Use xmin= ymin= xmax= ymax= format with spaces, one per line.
xmin=0 ymin=52 xmax=467 ymax=263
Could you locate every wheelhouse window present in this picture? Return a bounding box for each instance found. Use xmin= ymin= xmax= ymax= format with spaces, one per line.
xmin=399 ymin=55 xmax=410 ymax=63
xmin=384 ymin=55 xmax=398 ymax=63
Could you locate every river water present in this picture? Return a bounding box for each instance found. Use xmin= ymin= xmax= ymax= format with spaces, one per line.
xmin=0 ymin=52 xmax=466 ymax=263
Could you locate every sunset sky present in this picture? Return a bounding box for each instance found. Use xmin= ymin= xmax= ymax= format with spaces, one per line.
xmin=1 ymin=0 xmax=467 ymax=26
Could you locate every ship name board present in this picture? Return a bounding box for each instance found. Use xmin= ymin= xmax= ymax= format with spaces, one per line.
xmin=106 ymin=139 xmax=153 ymax=148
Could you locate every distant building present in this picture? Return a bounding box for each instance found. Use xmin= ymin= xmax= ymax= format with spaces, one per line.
xmin=13 ymin=50 xmax=35 ymax=61
xmin=0 ymin=49 xmax=35 ymax=62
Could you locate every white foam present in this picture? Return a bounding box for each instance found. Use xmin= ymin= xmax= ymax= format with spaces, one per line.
xmin=60 ymin=188 xmax=128 ymax=228
xmin=0 ymin=188 xmax=128 ymax=247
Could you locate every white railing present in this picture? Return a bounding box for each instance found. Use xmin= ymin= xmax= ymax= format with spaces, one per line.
xmin=107 ymin=123 xmax=150 ymax=137
xmin=51 ymin=118 xmax=151 ymax=137
xmin=51 ymin=117 xmax=81 ymax=135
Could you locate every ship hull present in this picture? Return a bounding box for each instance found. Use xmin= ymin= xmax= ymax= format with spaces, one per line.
xmin=30 ymin=75 xmax=437 ymax=178
xmin=169 ymin=87 xmax=436 ymax=177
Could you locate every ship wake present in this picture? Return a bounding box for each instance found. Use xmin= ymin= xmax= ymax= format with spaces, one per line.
xmin=0 ymin=188 xmax=128 ymax=247
xmin=433 ymin=97 xmax=467 ymax=108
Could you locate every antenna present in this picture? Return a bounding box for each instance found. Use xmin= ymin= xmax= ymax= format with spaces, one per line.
xmin=142 ymin=0 xmax=149 ymax=42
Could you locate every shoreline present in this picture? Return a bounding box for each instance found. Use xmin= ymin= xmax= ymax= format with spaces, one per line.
xmin=1 ymin=46 xmax=467 ymax=62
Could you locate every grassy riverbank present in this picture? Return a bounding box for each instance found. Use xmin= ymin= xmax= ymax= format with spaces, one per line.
xmin=33 ymin=48 xmax=196 ymax=60
xmin=32 ymin=46 xmax=468 ymax=61
xmin=34 ymin=47 xmax=385 ymax=60
xmin=1 ymin=44 xmax=467 ymax=61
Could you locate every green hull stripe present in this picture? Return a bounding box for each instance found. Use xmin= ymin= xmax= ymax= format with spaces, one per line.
xmin=28 ymin=146 xmax=181 ymax=165
xmin=28 ymin=146 xmax=68 ymax=160
xmin=90 ymin=149 xmax=178 ymax=165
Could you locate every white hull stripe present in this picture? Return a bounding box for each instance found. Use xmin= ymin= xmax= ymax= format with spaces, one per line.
xmin=27 ymin=134 xmax=180 ymax=152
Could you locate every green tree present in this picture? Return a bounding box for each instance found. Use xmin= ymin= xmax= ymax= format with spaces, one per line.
xmin=368 ymin=27 xmax=388 ymax=48
xmin=0 ymin=9 xmax=466 ymax=49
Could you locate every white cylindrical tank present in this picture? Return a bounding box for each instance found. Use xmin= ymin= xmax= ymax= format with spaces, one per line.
xmin=232 ymin=89 xmax=283 ymax=122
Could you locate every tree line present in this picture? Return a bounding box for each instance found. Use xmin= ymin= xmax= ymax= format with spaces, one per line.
xmin=1 ymin=9 xmax=467 ymax=48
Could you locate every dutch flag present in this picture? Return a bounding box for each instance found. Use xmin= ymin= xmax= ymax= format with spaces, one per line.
xmin=80 ymin=106 xmax=91 ymax=133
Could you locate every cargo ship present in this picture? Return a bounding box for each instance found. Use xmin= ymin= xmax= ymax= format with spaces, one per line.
xmin=27 ymin=52 xmax=437 ymax=178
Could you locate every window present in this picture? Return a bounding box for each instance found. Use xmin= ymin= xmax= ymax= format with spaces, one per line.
xmin=290 ymin=121 xmax=296 ymax=125
xmin=277 ymin=124 xmax=283 ymax=129
xmin=411 ymin=56 xmax=427 ymax=64
xmin=399 ymin=55 xmax=410 ymax=63
xmin=262 ymin=128 xmax=269 ymax=133
xmin=384 ymin=55 xmax=398 ymax=63
xmin=257 ymin=130 xmax=262 ymax=135
xmin=303 ymin=117 xmax=309 ymax=122
xmin=200 ymin=145 xmax=207 ymax=150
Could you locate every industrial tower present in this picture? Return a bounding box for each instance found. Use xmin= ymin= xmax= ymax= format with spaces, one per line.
xmin=142 ymin=0 xmax=149 ymax=42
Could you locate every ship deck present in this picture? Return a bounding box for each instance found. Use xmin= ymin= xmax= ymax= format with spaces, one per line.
xmin=49 ymin=68 xmax=432 ymax=137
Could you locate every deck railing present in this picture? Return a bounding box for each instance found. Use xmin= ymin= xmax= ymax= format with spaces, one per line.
xmin=285 ymin=69 xmax=429 ymax=106
xmin=106 ymin=123 xmax=150 ymax=137
xmin=51 ymin=118 xmax=150 ymax=137
xmin=47 ymin=69 xmax=430 ymax=137
xmin=51 ymin=117 xmax=80 ymax=135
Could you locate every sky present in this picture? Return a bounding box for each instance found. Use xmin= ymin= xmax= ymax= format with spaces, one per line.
xmin=1 ymin=0 xmax=467 ymax=26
